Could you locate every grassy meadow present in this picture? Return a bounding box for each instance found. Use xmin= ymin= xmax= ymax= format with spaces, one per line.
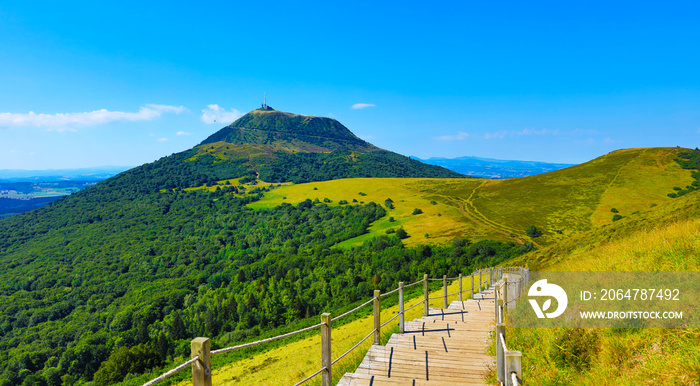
xmin=246 ymin=147 xmax=692 ymax=249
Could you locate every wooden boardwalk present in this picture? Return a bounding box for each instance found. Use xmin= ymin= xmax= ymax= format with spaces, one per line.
xmin=338 ymin=287 xmax=496 ymax=385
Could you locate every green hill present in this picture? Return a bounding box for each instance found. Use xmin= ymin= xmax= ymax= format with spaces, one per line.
xmin=199 ymin=109 xmax=377 ymax=152
xmin=192 ymin=108 xmax=464 ymax=183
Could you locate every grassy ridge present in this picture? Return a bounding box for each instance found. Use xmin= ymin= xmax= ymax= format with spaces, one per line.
xmin=250 ymin=148 xmax=693 ymax=248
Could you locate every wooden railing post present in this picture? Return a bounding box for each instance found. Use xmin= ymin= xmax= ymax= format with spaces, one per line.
xmin=458 ymin=273 xmax=463 ymax=302
xmin=479 ymin=269 xmax=483 ymax=293
xmin=321 ymin=313 xmax=332 ymax=386
xmin=496 ymin=322 xmax=505 ymax=384
xmin=442 ymin=275 xmax=448 ymax=309
xmin=494 ymin=281 xmax=499 ymax=320
xmin=504 ymin=277 xmax=509 ymax=311
xmin=398 ymin=282 xmax=405 ymax=333
xmin=373 ymin=290 xmax=381 ymax=345
xmin=191 ymin=337 xmax=211 ymax=386
xmin=471 ymin=273 xmax=474 ymax=299
xmin=505 ymin=350 xmax=522 ymax=386
xmin=423 ymin=274 xmax=429 ymax=317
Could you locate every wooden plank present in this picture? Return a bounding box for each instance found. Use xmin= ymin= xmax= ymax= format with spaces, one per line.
xmin=340 ymin=287 xmax=498 ymax=385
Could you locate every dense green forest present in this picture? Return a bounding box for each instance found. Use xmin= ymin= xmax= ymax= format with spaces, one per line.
xmin=0 ymin=179 xmax=526 ymax=385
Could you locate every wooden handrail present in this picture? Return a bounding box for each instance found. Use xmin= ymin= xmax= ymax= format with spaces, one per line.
xmin=144 ymin=268 xmax=526 ymax=386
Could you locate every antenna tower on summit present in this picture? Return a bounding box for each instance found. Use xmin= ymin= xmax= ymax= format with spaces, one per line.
xmin=262 ymin=93 xmax=268 ymax=109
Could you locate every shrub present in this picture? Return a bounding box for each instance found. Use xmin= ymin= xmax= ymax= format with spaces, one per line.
xmin=612 ymin=214 xmax=624 ymax=222
xmin=610 ymin=208 xmax=619 ymax=213
xmin=412 ymin=208 xmax=423 ymax=215
xmin=550 ymin=329 xmax=600 ymax=371
xmin=388 ymin=217 xmax=395 ymax=222
xmin=430 ymin=200 xmax=437 ymax=205
xmin=338 ymin=200 xmax=348 ymax=205
xmin=526 ymin=225 xmax=542 ymax=238
xmin=385 ymin=228 xmax=396 ymax=234
xmin=396 ymin=228 xmax=408 ymax=239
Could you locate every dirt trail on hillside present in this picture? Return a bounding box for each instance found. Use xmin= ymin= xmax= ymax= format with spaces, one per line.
xmin=438 ymin=193 xmax=536 ymax=247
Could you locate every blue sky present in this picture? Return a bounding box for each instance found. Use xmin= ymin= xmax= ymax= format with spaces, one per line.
xmin=1 ymin=1 xmax=699 ymax=169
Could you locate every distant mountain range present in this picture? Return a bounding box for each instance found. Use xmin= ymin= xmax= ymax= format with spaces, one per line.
xmin=411 ymin=155 xmax=576 ymax=178
xmin=0 ymin=166 xmax=131 ymax=182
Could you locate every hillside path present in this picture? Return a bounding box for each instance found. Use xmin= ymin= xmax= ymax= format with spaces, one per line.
xmin=338 ymin=287 xmax=496 ymax=385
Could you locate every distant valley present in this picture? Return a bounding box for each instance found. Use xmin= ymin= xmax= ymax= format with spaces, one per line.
xmin=412 ymin=155 xmax=576 ymax=178
xmin=0 ymin=167 xmax=131 ymax=218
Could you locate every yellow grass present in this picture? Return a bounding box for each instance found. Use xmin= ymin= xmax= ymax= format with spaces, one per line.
xmin=248 ymin=178 xmax=493 ymax=247
xmin=245 ymin=148 xmax=693 ymax=248
xmin=548 ymin=217 xmax=700 ymax=271
xmin=589 ymin=148 xmax=694 ymax=227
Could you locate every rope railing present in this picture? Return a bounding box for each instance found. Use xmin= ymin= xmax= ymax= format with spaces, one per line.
xmin=404 ymin=299 xmax=424 ymax=312
xmin=380 ymin=313 xmax=400 ymax=328
xmin=331 ymin=297 xmax=375 ymax=322
xmin=145 ymin=267 xmax=523 ymax=386
xmin=142 ymin=357 xmax=198 ymax=386
xmin=211 ymin=322 xmax=324 ymax=355
xmin=292 ymin=366 xmax=326 ymax=386
xmin=379 ymin=286 xmax=401 ymax=297
xmin=403 ymin=279 xmax=424 ymax=288
xmin=331 ymin=329 xmax=375 ymax=365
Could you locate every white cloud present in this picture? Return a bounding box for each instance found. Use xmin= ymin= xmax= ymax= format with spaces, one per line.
xmin=0 ymin=104 xmax=187 ymax=129
xmin=516 ymin=128 xmax=559 ymax=136
xmin=435 ymin=131 xmax=470 ymax=141
xmin=201 ymin=104 xmax=242 ymax=124
xmin=351 ymin=103 xmax=376 ymax=110
xmin=358 ymin=134 xmax=375 ymax=140
xmin=176 ymin=131 xmax=191 ymax=136
xmin=484 ymin=130 xmax=507 ymax=140
xmin=157 ymin=137 xmax=168 ymax=142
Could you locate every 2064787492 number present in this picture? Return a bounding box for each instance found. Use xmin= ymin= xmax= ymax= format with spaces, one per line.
xmin=600 ymin=288 xmax=679 ymax=301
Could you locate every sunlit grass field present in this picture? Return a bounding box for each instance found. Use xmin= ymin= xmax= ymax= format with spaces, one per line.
xmin=248 ymin=177 xmax=491 ymax=247
xmin=247 ymin=147 xmax=692 ymax=249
